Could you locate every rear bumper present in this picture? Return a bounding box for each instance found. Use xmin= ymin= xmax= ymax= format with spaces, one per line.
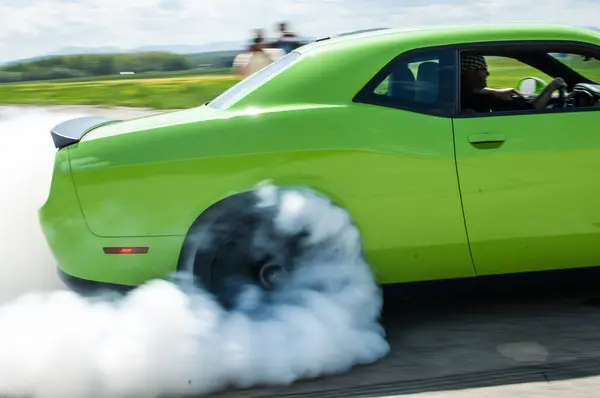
xmin=57 ymin=267 xmax=134 ymax=296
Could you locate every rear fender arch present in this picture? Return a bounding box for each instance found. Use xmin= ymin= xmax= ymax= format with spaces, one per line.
xmin=175 ymin=182 xmax=352 ymax=287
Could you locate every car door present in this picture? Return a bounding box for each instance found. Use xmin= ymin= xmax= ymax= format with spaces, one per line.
xmin=351 ymin=47 xmax=476 ymax=284
xmin=453 ymin=47 xmax=600 ymax=277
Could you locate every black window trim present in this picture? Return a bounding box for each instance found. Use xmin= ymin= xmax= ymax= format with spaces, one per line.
xmin=352 ymin=39 xmax=600 ymax=120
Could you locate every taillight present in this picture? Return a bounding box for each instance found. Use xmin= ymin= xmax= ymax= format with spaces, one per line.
xmin=103 ymin=247 xmax=149 ymax=254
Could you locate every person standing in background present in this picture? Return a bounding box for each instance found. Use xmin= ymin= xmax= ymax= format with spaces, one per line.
xmin=273 ymin=22 xmax=299 ymax=54
xmin=232 ymin=29 xmax=285 ymax=79
xmin=253 ymin=28 xmax=264 ymax=45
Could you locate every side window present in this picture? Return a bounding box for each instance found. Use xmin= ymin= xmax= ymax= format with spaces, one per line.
xmin=484 ymin=56 xmax=552 ymax=88
xmin=354 ymin=49 xmax=456 ymax=116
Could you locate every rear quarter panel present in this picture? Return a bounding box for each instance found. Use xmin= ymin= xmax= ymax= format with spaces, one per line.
xmin=69 ymin=103 xmax=473 ymax=284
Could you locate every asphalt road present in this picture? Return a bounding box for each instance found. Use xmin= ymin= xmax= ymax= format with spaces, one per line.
xmin=12 ymin=105 xmax=600 ymax=398
xmin=199 ymin=287 xmax=600 ymax=398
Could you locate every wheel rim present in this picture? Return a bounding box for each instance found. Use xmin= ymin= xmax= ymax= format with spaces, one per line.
xmin=258 ymin=262 xmax=288 ymax=289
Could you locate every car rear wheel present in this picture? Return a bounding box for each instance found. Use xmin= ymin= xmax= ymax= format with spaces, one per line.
xmin=178 ymin=188 xmax=310 ymax=310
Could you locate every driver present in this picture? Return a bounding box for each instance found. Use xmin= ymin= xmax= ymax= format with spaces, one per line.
xmin=460 ymin=54 xmax=567 ymax=113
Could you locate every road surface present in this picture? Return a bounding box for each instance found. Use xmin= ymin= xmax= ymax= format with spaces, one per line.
xmin=205 ymin=289 xmax=600 ymax=398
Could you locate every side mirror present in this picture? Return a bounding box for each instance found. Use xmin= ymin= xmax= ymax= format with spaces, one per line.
xmin=517 ymin=77 xmax=547 ymax=95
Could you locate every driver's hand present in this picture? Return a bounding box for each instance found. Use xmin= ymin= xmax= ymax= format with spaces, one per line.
xmin=549 ymin=77 xmax=567 ymax=90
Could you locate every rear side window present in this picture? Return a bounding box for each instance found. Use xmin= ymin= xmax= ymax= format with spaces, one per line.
xmin=207 ymin=51 xmax=301 ymax=109
xmin=354 ymin=49 xmax=457 ymax=117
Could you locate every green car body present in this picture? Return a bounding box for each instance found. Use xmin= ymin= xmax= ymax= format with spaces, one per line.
xmin=39 ymin=23 xmax=600 ymax=296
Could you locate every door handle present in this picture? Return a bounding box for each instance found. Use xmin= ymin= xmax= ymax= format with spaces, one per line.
xmin=468 ymin=132 xmax=506 ymax=144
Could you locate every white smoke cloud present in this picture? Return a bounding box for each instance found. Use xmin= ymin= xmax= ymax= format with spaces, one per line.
xmin=0 ymin=106 xmax=74 ymax=302
xmin=0 ymin=107 xmax=389 ymax=398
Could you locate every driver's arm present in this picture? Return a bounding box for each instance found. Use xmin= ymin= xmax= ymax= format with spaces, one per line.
xmin=530 ymin=78 xmax=567 ymax=109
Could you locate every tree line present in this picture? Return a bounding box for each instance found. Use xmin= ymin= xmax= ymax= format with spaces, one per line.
xmin=0 ymin=51 xmax=196 ymax=83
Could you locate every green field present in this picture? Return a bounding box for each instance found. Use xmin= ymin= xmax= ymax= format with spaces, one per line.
xmin=0 ymin=75 xmax=241 ymax=109
xmin=0 ymin=67 xmax=234 ymax=84
xmin=0 ymin=56 xmax=597 ymax=110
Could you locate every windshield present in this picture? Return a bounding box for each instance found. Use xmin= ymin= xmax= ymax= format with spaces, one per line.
xmin=207 ymin=51 xmax=301 ymax=110
xmin=549 ymin=52 xmax=600 ymax=84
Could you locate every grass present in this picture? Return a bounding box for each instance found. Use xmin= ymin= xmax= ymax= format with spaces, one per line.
xmin=0 ymin=74 xmax=241 ymax=110
xmin=0 ymin=68 xmax=234 ymax=85
xmin=0 ymin=56 xmax=597 ymax=110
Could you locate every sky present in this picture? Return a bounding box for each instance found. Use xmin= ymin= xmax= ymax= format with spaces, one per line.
xmin=1 ymin=0 xmax=599 ymax=63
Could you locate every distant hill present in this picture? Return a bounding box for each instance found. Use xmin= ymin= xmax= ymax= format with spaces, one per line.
xmin=2 ymin=25 xmax=597 ymax=66
xmin=1 ymin=41 xmax=247 ymax=66
xmin=48 ymin=41 xmax=246 ymax=56
xmin=49 ymin=45 xmax=124 ymax=55
xmin=45 ymin=41 xmax=247 ymax=56
xmin=1 ymin=33 xmax=322 ymax=66
xmin=134 ymin=41 xmax=246 ymax=54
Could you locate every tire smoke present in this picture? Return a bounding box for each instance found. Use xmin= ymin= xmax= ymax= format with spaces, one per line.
xmin=0 ymin=106 xmax=390 ymax=398
xmin=0 ymin=106 xmax=76 ymax=301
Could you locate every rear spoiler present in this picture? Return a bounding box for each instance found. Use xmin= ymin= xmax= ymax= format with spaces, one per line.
xmin=50 ymin=116 xmax=120 ymax=149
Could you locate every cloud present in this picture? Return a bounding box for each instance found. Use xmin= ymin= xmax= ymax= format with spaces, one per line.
xmin=1 ymin=0 xmax=599 ymax=63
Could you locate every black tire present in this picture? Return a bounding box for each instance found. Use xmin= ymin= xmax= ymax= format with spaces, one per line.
xmin=177 ymin=189 xmax=309 ymax=310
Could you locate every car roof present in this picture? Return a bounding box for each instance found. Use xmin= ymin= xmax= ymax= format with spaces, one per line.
xmin=296 ymin=23 xmax=600 ymax=55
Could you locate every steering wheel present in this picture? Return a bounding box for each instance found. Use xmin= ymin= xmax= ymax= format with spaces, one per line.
xmin=556 ymin=86 xmax=568 ymax=108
